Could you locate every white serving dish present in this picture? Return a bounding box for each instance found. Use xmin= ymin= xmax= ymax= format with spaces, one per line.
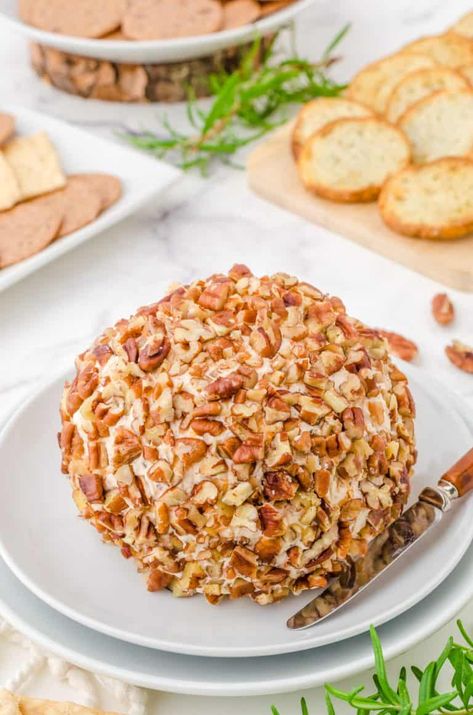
xmin=1 ymin=490 xmax=473 ymax=696
xmin=0 ymin=105 xmax=180 ymax=293
xmin=0 ymin=0 xmax=316 ymax=64
xmin=0 ymin=365 xmax=471 ymax=659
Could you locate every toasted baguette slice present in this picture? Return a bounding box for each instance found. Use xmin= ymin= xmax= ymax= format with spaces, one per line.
xmin=298 ymin=117 xmax=411 ymax=203
xmin=451 ymin=11 xmax=473 ymax=39
xmin=386 ymin=67 xmax=470 ymax=123
xmin=398 ymin=90 xmax=473 ymax=163
xmin=291 ymin=98 xmax=373 ymax=159
xmin=379 ymin=157 xmax=473 ymax=239
xmin=347 ymin=51 xmax=437 ymax=114
xmin=459 ymin=64 xmax=473 ymax=85
xmin=402 ymin=32 xmax=473 ymax=68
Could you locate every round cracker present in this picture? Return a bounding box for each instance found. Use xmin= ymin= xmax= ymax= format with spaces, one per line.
xmin=0 ymin=199 xmax=61 ymax=268
xmin=298 ymin=117 xmax=411 ymax=203
xmin=386 ymin=66 xmax=471 ymax=123
xmin=69 ymin=173 xmax=122 ymax=211
xmin=27 ymin=0 xmax=125 ymax=39
xmin=123 ymin=0 xmax=223 ymax=40
xmin=379 ymin=157 xmax=473 ymax=240
xmin=0 ymin=113 xmax=15 ymax=145
xmin=223 ymin=0 xmax=261 ymax=29
xmin=402 ymin=33 xmax=473 ymax=68
xmin=43 ymin=177 xmax=103 ymax=238
xmin=292 ymin=97 xmax=373 ymax=159
xmin=398 ymin=89 xmax=473 ymax=163
xmin=347 ymin=51 xmax=437 ymax=114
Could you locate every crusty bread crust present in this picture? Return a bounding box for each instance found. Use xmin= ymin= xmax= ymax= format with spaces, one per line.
xmin=379 ymin=157 xmax=473 ymax=239
xmin=386 ymin=66 xmax=470 ymax=123
xmin=398 ymin=89 xmax=473 ymax=163
xmin=291 ymin=97 xmax=373 ymax=159
xmin=402 ymin=32 xmax=473 ymax=68
xmin=346 ymin=51 xmax=437 ymax=113
xmin=298 ymin=117 xmax=411 ymax=203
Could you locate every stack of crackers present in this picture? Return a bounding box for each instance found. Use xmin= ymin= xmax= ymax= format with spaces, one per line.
xmin=293 ymin=11 xmax=473 ymax=240
xmin=0 ymin=113 xmax=121 ymax=269
xmin=0 ymin=689 xmax=120 ymax=715
xmin=19 ymin=0 xmax=296 ymax=41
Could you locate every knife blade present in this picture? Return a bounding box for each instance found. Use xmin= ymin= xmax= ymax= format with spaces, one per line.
xmin=287 ymin=446 xmax=473 ymax=630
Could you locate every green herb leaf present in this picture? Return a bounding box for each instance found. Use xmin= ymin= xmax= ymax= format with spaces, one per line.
xmin=122 ymin=27 xmax=346 ymax=173
xmin=273 ymin=621 xmax=473 ymax=715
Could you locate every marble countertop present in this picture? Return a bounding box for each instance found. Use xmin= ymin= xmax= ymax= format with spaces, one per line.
xmin=0 ymin=0 xmax=472 ymax=712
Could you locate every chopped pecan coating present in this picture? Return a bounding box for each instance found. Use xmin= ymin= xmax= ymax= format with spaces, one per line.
xmin=60 ymin=266 xmax=416 ymax=604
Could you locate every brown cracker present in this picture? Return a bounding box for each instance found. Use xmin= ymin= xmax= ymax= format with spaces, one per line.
xmin=70 ymin=173 xmax=122 ymax=211
xmin=27 ymin=0 xmax=126 ymax=39
xmin=0 ymin=197 xmax=61 ymax=268
xmin=123 ymin=0 xmax=223 ymax=40
xmin=47 ymin=176 xmax=103 ymax=237
xmin=223 ymin=0 xmax=261 ymax=29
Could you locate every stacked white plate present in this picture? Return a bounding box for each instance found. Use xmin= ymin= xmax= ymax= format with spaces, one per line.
xmin=0 ymin=365 xmax=472 ymax=696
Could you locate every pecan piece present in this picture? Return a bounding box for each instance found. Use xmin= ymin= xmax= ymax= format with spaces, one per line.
xmin=342 ymin=406 xmax=365 ymax=438
xmin=445 ymin=340 xmax=473 ymax=374
xmin=259 ymin=504 xmax=284 ymax=536
xmin=147 ymin=568 xmax=172 ymax=592
xmin=78 ymin=474 xmax=103 ymax=503
xmin=207 ymin=373 xmax=244 ymax=400
xmin=113 ymin=428 xmax=141 ymax=467
xmin=378 ymin=329 xmax=418 ymax=362
xmin=198 ymin=281 xmax=230 ymax=311
xmin=190 ymin=418 xmax=224 ymax=436
xmin=175 ymin=438 xmax=207 ymax=468
xmin=228 ymin=263 xmax=252 ymax=280
xmin=124 ymin=337 xmax=138 ymax=362
xmin=76 ymin=363 xmax=99 ymax=400
xmin=138 ymin=337 xmax=170 ymax=372
xmin=233 ymin=435 xmax=264 ymax=463
xmin=230 ymin=546 xmax=258 ymax=578
xmin=263 ymin=471 xmax=298 ymax=501
xmin=432 ymin=293 xmax=454 ymax=326
xmin=249 ymin=325 xmax=281 ymax=358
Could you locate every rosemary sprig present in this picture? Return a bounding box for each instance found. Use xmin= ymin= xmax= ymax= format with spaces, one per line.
xmin=272 ymin=620 xmax=473 ymax=715
xmin=123 ymin=26 xmax=349 ymax=174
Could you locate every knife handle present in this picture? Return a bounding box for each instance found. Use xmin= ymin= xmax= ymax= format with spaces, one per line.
xmin=440 ymin=447 xmax=473 ymax=497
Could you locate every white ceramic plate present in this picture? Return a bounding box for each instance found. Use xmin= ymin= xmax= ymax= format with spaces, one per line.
xmin=1 ymin=509 xmax=473 ymax=696
xmin=0 ymin=366 xmax=471 ymax=659
xmin=0 ymin=0 xmax=316 ymax=63
xmin=0 ymin=105 xmax=180 ymax=293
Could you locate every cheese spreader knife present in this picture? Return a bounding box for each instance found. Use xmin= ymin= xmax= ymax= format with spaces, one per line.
xmin=287 ymin=446 xmax=473 ymax=630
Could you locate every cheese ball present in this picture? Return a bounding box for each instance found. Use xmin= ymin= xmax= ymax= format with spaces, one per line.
xmin=59 ymin=266 xmax=416 ymax=605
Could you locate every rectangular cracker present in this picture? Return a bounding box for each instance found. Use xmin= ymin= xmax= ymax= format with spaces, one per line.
xmin=0 ymin=153 xmax=21 ymax=211
xmin=3 ymin=130 xmax=66 ymax=200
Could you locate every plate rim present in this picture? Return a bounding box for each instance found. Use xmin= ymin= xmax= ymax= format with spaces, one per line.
xmin=1 ymin=524 xmax=473 ymax=696
xmin=0 ymin=104 xmax=181 ymax=293
xmin=0 ymin=365 xmax=471 ymax=659
xmin=0 ymin=0 xmax=316 ymax=62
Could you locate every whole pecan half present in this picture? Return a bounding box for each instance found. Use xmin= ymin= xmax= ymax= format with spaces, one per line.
xmin=377 ymin=329 xmax=418 ymax=362
xmin=432 ymin=293 xmax=455 ymax=326
xmin=445 ymin=340 xmax=473 ymax=374
xmin=138 ymin=337 xmax=170 ymax=372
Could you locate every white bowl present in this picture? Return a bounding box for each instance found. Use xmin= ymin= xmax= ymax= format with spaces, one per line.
xmin=0 ymin=0 xmax=316 ymax=64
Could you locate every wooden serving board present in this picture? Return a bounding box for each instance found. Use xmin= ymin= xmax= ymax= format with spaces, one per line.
xmin=247 ymin=123 xmax=473 ymax=292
